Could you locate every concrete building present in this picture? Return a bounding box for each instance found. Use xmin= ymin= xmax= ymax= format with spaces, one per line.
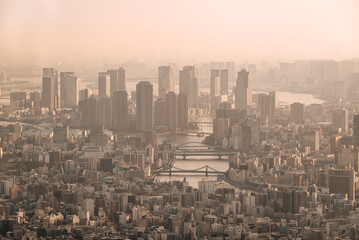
xmin=353 ymin=114 xmax=359 ymax=148
xmin=42 ymin=76 xmax=55 ymax=111
xmin=166 ymin=91 xmax=177 ymax=130
xmin=158 ymin=66 xmax=174 ymax=99
xmin=154 ymin=98 xmax=167 ymax=127
xmin=177 ymin=93 xmax=189 ymax=130
xmin=179 ymin=66 xmax=199 ymax=108
xmin=99 ymin=96 xmax=112 ymax=129
xmin=60 ymin=72 xmax=79 ymax=107
xmin=136 ymin=81 xmax=153 ymax=131
xmin=290 ymin=102 xmax=304 ymax=124
xmin=235 ymin=69 xmax=251 ymax=112
xmin=108 ymin=68 xmax=126 ymax=96
xmin=112 ymin=91 xmax=129 ymax=132
xmin=98 ymin=72 xmax=110 ymax=97
xmin=332 ymin=109 xmax=348 ymax=133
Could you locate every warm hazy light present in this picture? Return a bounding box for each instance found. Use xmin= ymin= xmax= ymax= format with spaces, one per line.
xmin=1 ymin=0 xmax=359 ymax=63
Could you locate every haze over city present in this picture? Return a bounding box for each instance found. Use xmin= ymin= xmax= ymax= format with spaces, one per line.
xmin=1 ymin=0 xmax=359 ymax=64
xmin=1 ymin=1 xmax=359 ymax=239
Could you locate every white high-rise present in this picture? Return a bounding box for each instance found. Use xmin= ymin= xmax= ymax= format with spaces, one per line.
xmin=60 ymin=72 xmax=80 ymax=107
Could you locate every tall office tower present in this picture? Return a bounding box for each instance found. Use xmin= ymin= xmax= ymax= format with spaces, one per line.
xmin=60 ymin=72 xmax=79 ymax=107
xmin=108 ymin=68 xmax=126 ymax=96
xmin=290 ymin=102 xmax=304 ymax=124
xmin=98 ymin=72 xmax=110 ymax=97
xmin=43 ymin=68 xmax=59 ymax=108
xmin=136 ymin=81 xmax=153 ymax=131
xmin=79 ymin=89 xmax=89 ymax=102
xmin=158 ymin=66 xmax=174 ymax=99
xmin=332 ymin=109 xmax=348 ymax=133
xmin=258 ymin=93 xmax=275 ymax=126
xmin=310 ymin=104 xmax=323 ymax=123
xmin=118 ymin=67 xmax=126 ymax=91
xmin=179 ymin=66 xmax=199 ymax=108
xmin=112 ymin=91 xmax=129 ymax=132
xmin=210 ymin=69 xmax=220 ymax=109
xmin=99 ymin=97 xmax=112 ymax=129
xmin=220 ymin=69 xmax=229 ymax=94
xmin=166 ymin=92 xmax=177 ymax=130
xmin=42 ymin=76 xmax=55 ymax=111
xmin=29 ymin=92 xmax=41 ymax=108
xmin=178 ymin=93 xmax=189 ymax=130
xmin=269 ymin=91 xmax=278 ymax=108
xmin=82 ymin=96 xmax=99 ymax=129
xmin=354 ymin=114 xmax=359 ymax=148
xmin=328 ymin=168 xmax=355 ymax=201
xmin=154 ymin=99 xmax=166 ymax=127
xmin=235 ymin=69 xmax=252 ymax=111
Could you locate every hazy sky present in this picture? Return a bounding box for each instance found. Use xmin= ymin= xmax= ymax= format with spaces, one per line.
xmin=1 ymin=0 xmax=359 ymax=64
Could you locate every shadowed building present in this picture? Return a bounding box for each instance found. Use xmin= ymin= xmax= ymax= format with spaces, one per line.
xmin=112 ymin=91 xmax=129 ymax=132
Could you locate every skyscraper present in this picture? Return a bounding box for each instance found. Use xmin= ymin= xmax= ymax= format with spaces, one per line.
xmin=332 ymin=109 xmax=348 ymax=133
xmin=354 ymin=114 xmax=359 ymax=148
xmin=99 ymin=96 xmax=112 ymax=129
xmin=178 ymin=93 xmax=189 ymax=130
xmin=60 ymin=72 xmax=79 ymax=107
xmin=98 ymin=72 xmax=110 ymax=97
xmin=136 ymin=82 xmax=153 ymax=131
xmin=290 ymin=102 xmax=304 ymax=124
xmin=108 ymin=68 xmax=126 ymax=96
xmin=158 ymin=66 xmax=174 ymax=99
xmin=82 ymin=96 xmax=99 ymax=129
xmin=43 ymin=68 xmax=59 ymax=108
xmin=210 ymin=69 xmax=220 ymax=110
xmin=179 ymin=66 xmax=199 ymax=108
xmin=166 ymin=91 xmax=177 ymax=130
xmin=220 ymin=69 xmax=229 ymax=95
xmin=112 ymin=91 xmax=129 ymax=132
xmin=258 ymin=93 xmax=276 ymax=126
xmin=154 ymin=98 xmax=166 ymax=127
xmin=42 ymin=76 xmax=55 ymax=111
xmin=235 ymin=69 xmax=252 ymax=111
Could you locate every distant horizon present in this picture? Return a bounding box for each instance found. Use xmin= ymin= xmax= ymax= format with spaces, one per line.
xmin=1 ymin=0 xmax=359 ymax=64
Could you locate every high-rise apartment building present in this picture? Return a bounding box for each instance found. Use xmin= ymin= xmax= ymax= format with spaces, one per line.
xmin=179 ymin=66 xmax=199 ymax=108
xmin=210 ymin=69 xmax=220 ymax=110
xmin=42 ymin=76 xmax=55 ymax=111
xmin=220 ymin=69 xmax=229 ymax=95
xmin=98 ymin=72 xmax=110 ymax=97
xmin=258 ymin=93 xmax=276 ymax=126
xmin=136 ymin=81 xmax=153 ymax=131
xmin=43 ymin=68 xmax=59 ymax=108
xmin=332 ymin=109 xmax=348 ymax=133
xmin=178 ymin=93 xmax=189 ymax=130
xmin=99 ymin=96 xmax=112 ymax=129
xmin=235 ymin=69 xmax=252 ymax=112
xmin=60 ymin=72 xmax=79 ymax=107
xmin=158 ymin=66 xmax=174 ymax=99
xmin=166 ymin=91 xmax=177 ymax=130
xmin=290 ymin=102 xmax=304 ymax=124
xmin=82 ymin=96 xmax=99 ymax=129
xmin=354 ymin=114 xmax=359 ymax=148
xmin=108 ymin=68 xmax=126 ymax=96
xmin=154 ymin=98 xmax=167 ymax=127
xmin=112 ymin=91 xmax=129 ymax=132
